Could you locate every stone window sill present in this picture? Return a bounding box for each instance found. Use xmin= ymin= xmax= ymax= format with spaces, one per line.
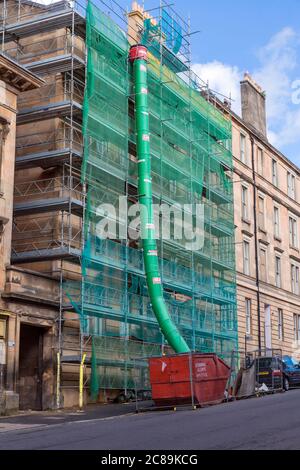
xmin=242 ymin=218 xmax=251 ymax=226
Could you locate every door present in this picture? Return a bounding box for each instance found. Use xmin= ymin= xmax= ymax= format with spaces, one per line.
xmin=19 ymin=324 xmax=44 ymax=410
xmin=264 ymin=305 xmax=272 ymax=350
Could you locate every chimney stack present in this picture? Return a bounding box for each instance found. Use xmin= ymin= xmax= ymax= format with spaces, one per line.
xmin=240 ymin=73 xmax=267 ymax=137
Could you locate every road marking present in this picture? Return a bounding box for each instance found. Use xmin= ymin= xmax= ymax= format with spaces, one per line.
xmin=44 ymin=417 xmax=64 ymax=420
xmin=0 ymin=423 xmax=47 ymax=433
xmin=73 ymin=412 xmax=135 ymax=425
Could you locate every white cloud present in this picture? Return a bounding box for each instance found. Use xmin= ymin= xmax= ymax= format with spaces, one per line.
xmin=268 ymin=107 xmax=300 ymax=148
xmin=192 ymin=27 xmax=300 ymax=159
xmin=253 ymin=27 xmax=299 ymax=127
xmin=192 ymin=61 xmax=242 ymax=114
xmin=253 ymin=27 xmax=300 ymax=150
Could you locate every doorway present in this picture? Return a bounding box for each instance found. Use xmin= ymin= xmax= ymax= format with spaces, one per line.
xmin=19 ymin=324 xmax=44 ymax=410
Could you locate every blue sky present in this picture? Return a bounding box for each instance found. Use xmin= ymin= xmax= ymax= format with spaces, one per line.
xmin=38 ymin=0 xmax=300 ymax=165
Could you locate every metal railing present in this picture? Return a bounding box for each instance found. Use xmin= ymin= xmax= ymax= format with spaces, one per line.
xmin=17 ymin=74 xmax=84 ymax=110
xmin=12 ymin=213 xmax=82 ymax=257
xmin=16 ymin=120 xmax=83 ymax=157
xmin=4 ymin=32 xmax=85 ymax=65
xmin=85 ymin=236 xmax=235 ymax=281
xmin=1 ymin=0 xmax=86 ymax=25
xmin=14 ymin=175 xmax=83 ymax=203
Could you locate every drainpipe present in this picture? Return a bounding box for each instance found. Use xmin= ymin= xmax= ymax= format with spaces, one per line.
xmin=129 ymin=44 xmax=190 ymax=354
xmin=250 ymin=136 xmax=262 ymax=351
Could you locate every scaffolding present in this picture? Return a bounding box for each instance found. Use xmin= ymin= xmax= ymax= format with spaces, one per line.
xmin=1 ymin=0 xmax=87 ymax=404
xmin=66 ymin=0 xmax=238 ymax=395
xmin=1 ymin=0 xmax=238 ymax=401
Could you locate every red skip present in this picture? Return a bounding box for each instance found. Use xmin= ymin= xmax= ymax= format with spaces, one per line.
xmin=149 ymin=353 xmax=231 ymax=407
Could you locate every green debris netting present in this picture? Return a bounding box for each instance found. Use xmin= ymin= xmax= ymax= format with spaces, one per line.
xmin=90 ymin=336 xmax=100 ymax=400
xmin=66 ymin=0 xmax=238 ymax=396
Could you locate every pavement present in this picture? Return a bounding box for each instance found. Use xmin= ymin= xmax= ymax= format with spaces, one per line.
xmin=0 ymin=401 xmax=138 ymax=426
xmin=0 ymin=390 xmax=300 ymax=450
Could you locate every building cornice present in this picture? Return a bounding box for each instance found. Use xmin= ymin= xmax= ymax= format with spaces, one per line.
xmin=0 ymin=53 xmax=44 ymax=92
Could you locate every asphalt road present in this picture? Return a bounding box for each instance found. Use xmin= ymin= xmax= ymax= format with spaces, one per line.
xmin=1 ymin=390 xmax=300 ymax=450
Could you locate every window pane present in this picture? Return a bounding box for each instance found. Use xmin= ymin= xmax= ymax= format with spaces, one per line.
xmin=294 ymin=314 xmax=298 ymax=341
xmin=246 ymin=299 xmax=251 ymax=335
xmin=258 ymin=148 xmax=263 ymax=175
xmin=260 ymin=248 xmax=267 ymax=281
xmin=288 ymin=173 xmax=296 ymax=199
xmin=289 ymin=217 xmax=298 ymax=247
xmin=240 ymin=134 xmax=246 ymax=163
xmin=258 ymin=197 xmax=265 ymax=229
xmin=296 ymin=315 xmax=300 ymax=343
xmin=275 ymin=257 xmax=281 ymax=288
xmin=291 ymin=265 xmax=295 ymax=293
xmin=278 ymin=309 xmax=284 ymax=341
xmin=242 ymin=186 xmax=248 ymax=220
xmin=243 ymin=241 xmax=250 ymax=275
xmin=274 ymin=207 xmax=280 ymax=238
xmin=291 ymin=265 xmax=299 ymax=294
xmin=272 ymin=160 xmax=278 ymax=186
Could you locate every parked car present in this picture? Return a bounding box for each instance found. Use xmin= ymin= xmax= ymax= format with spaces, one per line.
xmin=255 ymin=356 xmax=284 ymax=391
xmin=282 ymin=356 xmax=300 ymax=390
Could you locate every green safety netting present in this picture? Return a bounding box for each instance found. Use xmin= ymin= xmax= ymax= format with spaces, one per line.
xmin=65 ymin=0 xmax=238 ymax=398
